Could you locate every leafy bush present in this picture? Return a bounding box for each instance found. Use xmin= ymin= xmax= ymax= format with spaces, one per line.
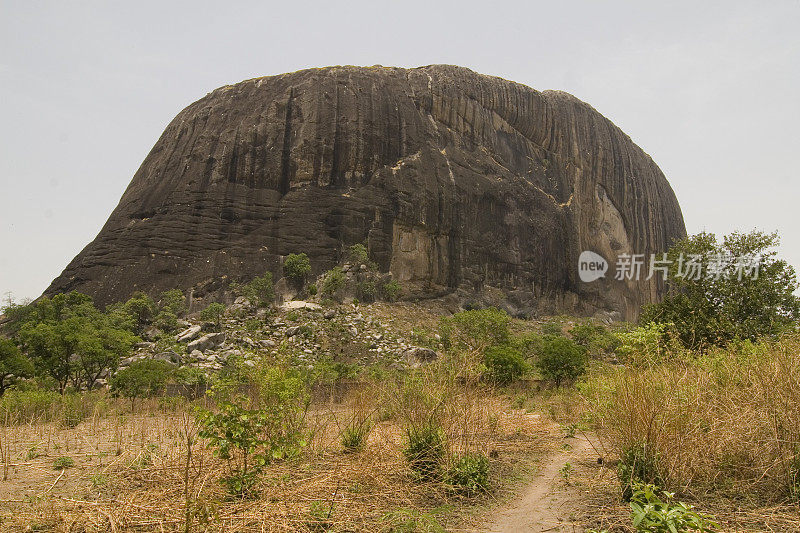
xmin=382 ymin=279 xmax=402 ymax=302
xmin=439 ymin=308 xmax=511 ymax=352
xmin=640 ymin=230 xmax=800 ymax=349
xmin=535 ymin=335 xmax=586 ymax=387
xmin=154 ymin=310 xmax=179 ymax=333
xmin=197 ymin=397 xmax=271 ymax=498
xmin=320 ymin=267 xmax=346 ymax=299
xmin=403 ymin=422 xmax=446 ymax=481
xmin=119 ymin=292 xmax=158 ymax=334
xmin=629 ymin=482 xmax=718 ymax=532
xmin=356 ymin=280 xmax=377 ymax=303
xmin=198 ymin=362 xmax=309 ymax=498
xmin=307 ymin=283 xmax=317 ymax=297
xmin=483 ymin=344 xmax=528 ymax=385
xmin=109 ymin=360 xmax=172 ymax=402
xmin=570 ymin=321 xmax=620 ymax=356
xmin=234 ymin=272 xmax=274 ymax=308
xmin=200 ymin=302 xmax=225 ymax=329
xmin=446 ymin=453 xmax=489 ymax=495
xmin=349 ymin=243 xmax=370 ymax=265
xmin=616 ymin=322 xmax=679 ymax=367
xmin=284 ymin=253 xmax=311 ymax=288
xmin=158 ymin=289 xmax=186 ymax=316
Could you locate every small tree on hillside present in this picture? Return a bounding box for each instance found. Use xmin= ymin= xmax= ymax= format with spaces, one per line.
xmin=283 ymin=253 xmax=311 ymax=290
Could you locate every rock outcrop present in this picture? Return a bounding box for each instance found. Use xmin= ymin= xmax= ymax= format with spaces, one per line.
xmin=46 ymin=65 xmax=685 ymax=318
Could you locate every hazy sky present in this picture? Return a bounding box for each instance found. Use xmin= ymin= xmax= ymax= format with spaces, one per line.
xmin=2 ymin=0 xmax=799 ymax=302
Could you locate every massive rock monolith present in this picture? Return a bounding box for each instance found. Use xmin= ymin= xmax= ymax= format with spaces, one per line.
xmin=46 ymin=65 xmax=685 ymax=318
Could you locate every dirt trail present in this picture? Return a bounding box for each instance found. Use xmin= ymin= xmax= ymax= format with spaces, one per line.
xmin=479 ymin=435 xmax=596 ymax=532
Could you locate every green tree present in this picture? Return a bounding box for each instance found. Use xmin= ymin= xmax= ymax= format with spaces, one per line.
xmin=283 ymin=253 xmax=311 ymax=289
xmin=119 ymin=292 xmax=158 ymax=334
xmin=10 ymin=292 xmax=135 ymax=392
xmin=200 ymin=302 xmax=226 ymax=330
xmin=109 ymin=359 xmax=172 ymax=402
xmin=0 ymin=338 xmax=34 ymax=396
xmin=158 ymin=289 xmax=187 ymax=316
xmin=535 ymin=335 xmax=586 ymax=387
xmin=234 ymin=272 xmax=274 ymax=307
xmin=641 ymin=230 xmax=800 ymax=349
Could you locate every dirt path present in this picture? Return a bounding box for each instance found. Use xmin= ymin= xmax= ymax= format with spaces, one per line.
xmin=479 ymin=435 xmax=596 ymax=532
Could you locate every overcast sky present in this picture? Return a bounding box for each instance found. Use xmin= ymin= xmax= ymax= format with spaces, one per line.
xmin=1 ymin=0 xmax=799 ymax=302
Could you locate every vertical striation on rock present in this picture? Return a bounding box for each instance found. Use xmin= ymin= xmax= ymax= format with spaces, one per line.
xmin=46 ymin=65 xmax=686 ymax=318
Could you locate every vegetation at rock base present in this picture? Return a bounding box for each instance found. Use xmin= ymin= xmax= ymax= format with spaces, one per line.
xmin=0 ymin=229 xmax=797 ymax=531
xmin=283 ymin=253 xmax=311 ymax=288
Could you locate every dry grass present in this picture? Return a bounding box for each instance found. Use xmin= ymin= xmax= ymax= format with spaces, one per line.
xmin=0 ymin=383 xmax=553 ymax=532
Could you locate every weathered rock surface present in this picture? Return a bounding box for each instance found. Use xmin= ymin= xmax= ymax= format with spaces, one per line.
xmin=46 ymin=65 xmax=685 ymax=318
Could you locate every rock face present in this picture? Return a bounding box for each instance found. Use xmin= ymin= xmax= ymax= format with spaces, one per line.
xmin=46 ymin=65 xmax=685 ymax=318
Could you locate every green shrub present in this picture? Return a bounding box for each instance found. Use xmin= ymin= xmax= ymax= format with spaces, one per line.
xmin=348 ymin=243 xmax=370 ymax=265
xmin=320 ymin=267 xmax=346 ymax=299
xmin=120 ymin=292 xmax=158 ymax=334
xmin=440 ymin=308 xmax=511 ymax=352
xmin=341 ymin=419 xmax=372 ymax=452
xmin=154 ymin=310 xmax=179 ymax=333
xmin=60 ymin=393 xmax=91 ymax=428
xmin=535 ymin=335 xmax=586 ymax=387
xmin=569 ymin=321 xmax=620 ymax=356
xmin=382 ymin=279 xmax=402 ymax=302
xmin=200 ymin=302 xmax=225 ymax=329
xmin=198 ymin=363 xmax=309 ymax=498
xmin=356 ymin=280 xmax=377 ymax=303
xmin=629 ymin=482 xmax=718 ymax=532
xmin=446 ymin=453 xmax=489 ymax=495
xmin=172 ymin=367 xmax=209 ymax=387
xmin=307 ymin=283 xmax=317 ymax=297
xmin=158 ymin=289 xmax=186 ymax=316
xmin=53 ymin=456 xmax=75 ymax=470
xmin=284 ymin=253 xmax=311 ymax=288
xmin=541 ymin=321 xmax=564 ymax=336
xmin=483 ymin=344 xmax=528 ymax=385
xmin=616 ymin=322 xmax=677 ymax=367
xmin=198 ymin=397 xmax=271 ymax=498
xmin=234 ymin=272 xmax=274 ymax=307
xmin=403 ymin=422 xmax=446 ymax=481
xmin=109 ymin=360 xmax=172 ymax=402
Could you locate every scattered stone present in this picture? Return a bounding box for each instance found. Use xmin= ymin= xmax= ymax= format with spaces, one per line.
xmin=281 ymin=300 xmax=322 ymax=312
xmin=189 ymin=349 xmax=204 ymax=359
xmin=403 ymin=347 xmax=438 ymax=368
xmin=323 ymin=309 xmax=336 ymax=319
xmin=152 ymin=351 xmax=182 ymax=365
xmin=134 ymin=341 xmax=156 ymax=349
xmin=176 ymin=325 xmax=202 ymax=343
xmin=259 ymin=339 xmax=276 ymax=348
xmin=187 ymin=332 xmax=226 ymax=352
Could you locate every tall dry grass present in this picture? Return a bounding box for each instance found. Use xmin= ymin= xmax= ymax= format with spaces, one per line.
xmin=584 ymin=333 xmax=800 ymax=503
